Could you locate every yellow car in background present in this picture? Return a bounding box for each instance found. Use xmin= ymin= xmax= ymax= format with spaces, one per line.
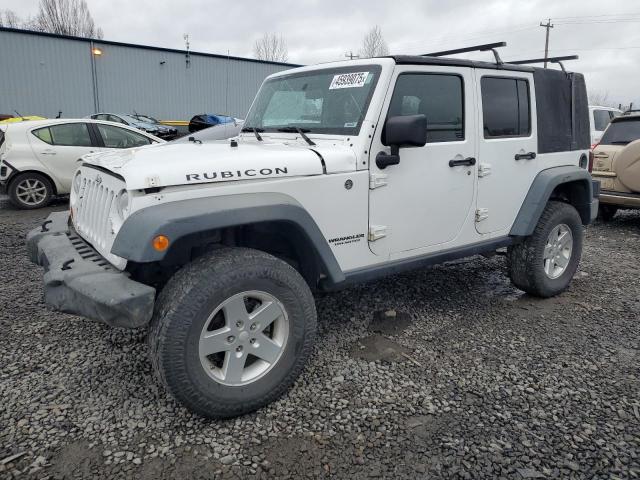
xmin=0 ymin=116 xmax=46 ymax=124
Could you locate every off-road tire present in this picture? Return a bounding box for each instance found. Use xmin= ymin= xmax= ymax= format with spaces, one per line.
xmin=148 ymin=247 xmax=316 ymax=418
xmin=598 ymin=204 xmax=618 ymax=222
xmin=8 ymin=172 xmax=53 ymax=209
xmin=507 ymin=201 xmax=583 ymax=298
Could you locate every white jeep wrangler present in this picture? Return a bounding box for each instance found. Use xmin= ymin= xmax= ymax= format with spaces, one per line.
xmin=28 ymin=46 xmax=599 ymax=418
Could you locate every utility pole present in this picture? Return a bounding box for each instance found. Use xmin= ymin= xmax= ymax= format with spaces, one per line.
xmin=540 ymin=18 xmax=554 ymax=68
xmin=345 ymin=51 xmax=359 ymax=60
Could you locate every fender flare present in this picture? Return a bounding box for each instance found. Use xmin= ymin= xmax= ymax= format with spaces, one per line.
xmin=111 ymin=192 xmax=345 ymax=284
xmin=510 ymin=165 xmax=595 ymax=237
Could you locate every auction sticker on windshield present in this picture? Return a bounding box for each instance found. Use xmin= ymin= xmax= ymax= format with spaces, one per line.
xmin=329 ymin=72 xmax=370 ymax=89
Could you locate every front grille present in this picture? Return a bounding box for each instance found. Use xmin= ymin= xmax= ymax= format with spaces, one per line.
xmin=74 ymin=176 xmax=117 ymax=252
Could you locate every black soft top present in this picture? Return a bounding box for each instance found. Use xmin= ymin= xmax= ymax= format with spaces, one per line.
xmin=390 ymin=55 xmax=590 ymax=153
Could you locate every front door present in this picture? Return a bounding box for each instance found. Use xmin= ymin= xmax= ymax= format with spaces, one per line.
xmin=474 ymin=71 xmax=538 ymax=234
xmin=368 ymin=66 xmax=477 ymax=258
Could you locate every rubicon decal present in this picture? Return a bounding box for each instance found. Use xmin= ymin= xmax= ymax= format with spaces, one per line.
xmin=186 ymin=167 xmax=289 ymax=182
xmin=328 ymin=233 xmax=365 ymax=246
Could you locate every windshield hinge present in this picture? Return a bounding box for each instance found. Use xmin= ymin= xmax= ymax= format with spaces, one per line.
xmin=369 ymin=172 xmax=388 ymax=189
xmin=475 ymin=208 xmax=489 ymax=222
xmin=478 ymin=163 xmax=492 ymax=178
xmin=368 ymin=225 xmax=388 ymax=241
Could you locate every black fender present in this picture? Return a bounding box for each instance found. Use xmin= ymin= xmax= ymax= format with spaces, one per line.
xmin=510 ymin=165 xmax=596 ymax=237
xmin=111 ymin=192 xmax=345 ymax=284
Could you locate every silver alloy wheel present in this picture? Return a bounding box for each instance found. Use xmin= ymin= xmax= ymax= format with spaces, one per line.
xmin=16 ymin=178 xmax=48 ymax=206
xmin=199 ymin=290 xmax=289 ymax=386
xmin=543 ymin=223 xmax=573 ymax=279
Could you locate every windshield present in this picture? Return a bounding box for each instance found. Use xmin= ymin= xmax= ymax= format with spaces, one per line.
xmin=244 ymin=65 xmax=382 ymax=135
xmin=600 ymin=118 xmax=640 ymax=146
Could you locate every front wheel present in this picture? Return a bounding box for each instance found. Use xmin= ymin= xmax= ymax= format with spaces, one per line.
xmin=148 ymin=247 xmax=317 ymax=418
xmin=507 ymin=201 xmax=584 ymax=298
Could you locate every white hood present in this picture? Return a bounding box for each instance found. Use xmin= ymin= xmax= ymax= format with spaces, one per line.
xmin=83 ymin=139 xmax=356 ymax=190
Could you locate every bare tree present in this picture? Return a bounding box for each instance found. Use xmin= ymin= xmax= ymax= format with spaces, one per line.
xmin=588 ymin=91 xmax=616 ymax=107
xmin=359 ymin=25 xmax=389 ymax=58
xmin=253 ymin=33 xmax=288 ymax=62
xmin=34 ymin=0 xmax=103 ymax=38
xmin=0 ymin=9 xmax=22 ymax=28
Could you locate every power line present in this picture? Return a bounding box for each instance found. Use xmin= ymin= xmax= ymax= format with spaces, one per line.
xmin=395 ymin=24 xmax=538 ymax=53
xmin=551 ymin=13 xmax=640 ymax=20
xmin=555 ymin=19 xmax=640 ymax=25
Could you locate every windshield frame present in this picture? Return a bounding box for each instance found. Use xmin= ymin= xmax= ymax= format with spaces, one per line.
xmin=244 ymin=64 xmax=383 ymax=136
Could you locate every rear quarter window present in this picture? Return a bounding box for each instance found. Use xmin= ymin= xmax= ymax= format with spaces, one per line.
xmin=33 ymin=127 xmax=53 ymax=144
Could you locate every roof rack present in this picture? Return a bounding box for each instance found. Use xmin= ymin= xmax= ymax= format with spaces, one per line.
xmin=508 ymin=55 xmax=579 ymax=72
xmin=423 ymin=42 xmax=506 ymax=65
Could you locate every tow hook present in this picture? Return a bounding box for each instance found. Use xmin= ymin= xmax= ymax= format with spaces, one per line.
xmin=61 ymin=259 xmax=75 ymax=271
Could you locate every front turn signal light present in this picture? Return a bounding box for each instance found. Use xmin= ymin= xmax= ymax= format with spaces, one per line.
xmin=152 ymin=235 xmax=170 ymax=252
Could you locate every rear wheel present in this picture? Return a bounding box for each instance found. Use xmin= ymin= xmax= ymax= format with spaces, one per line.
xmin=598 ymin=204 xmax=618 ymax=222
xmin=8 ymin=172 xmax=53 ymax=209
xmin=508 ymin=201 xmax=583 ymax=298
xmin=148 ymin=247 xmax=316 ymax=418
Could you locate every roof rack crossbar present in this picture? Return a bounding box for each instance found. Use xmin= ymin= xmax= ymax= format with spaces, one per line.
xmin=423 ymin=42 xmax=507 ymax=64
xmin=508 ymin=55 xmax=578 ymax=72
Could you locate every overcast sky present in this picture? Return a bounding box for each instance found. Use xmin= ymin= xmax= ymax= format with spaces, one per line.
xmin=4 ymin=0 xmax=640 ymax=106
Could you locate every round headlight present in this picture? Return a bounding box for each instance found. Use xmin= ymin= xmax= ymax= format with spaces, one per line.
xmin=73 ymin=172 xmax=83 ymax=194
xmin=116 ymin=190 xmax=130 ymax=219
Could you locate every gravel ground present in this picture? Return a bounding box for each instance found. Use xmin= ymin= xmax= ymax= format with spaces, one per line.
xmin=1 ymin=195 xmax=639 ymax=479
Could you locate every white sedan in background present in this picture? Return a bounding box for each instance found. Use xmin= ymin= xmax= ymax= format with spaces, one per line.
xmin=0 ymin=118 xmax=163 ymax=209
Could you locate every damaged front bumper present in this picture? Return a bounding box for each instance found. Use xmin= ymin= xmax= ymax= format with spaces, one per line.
xmin=26 ymin=211 xmax=155 ymax=328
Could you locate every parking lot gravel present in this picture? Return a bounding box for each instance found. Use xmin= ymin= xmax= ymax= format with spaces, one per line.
xmin=1 ymin=195 xmax=639 ymax=479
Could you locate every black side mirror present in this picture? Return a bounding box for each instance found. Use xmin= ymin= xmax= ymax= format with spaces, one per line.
xmin=376 ymin=114 xmax=427 ymax=169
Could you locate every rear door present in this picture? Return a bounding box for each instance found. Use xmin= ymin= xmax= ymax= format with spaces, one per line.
xmin=475 ymin=71 xmax=537 ymax=234
xmin=30 ymin=122 xmax=98 ymax=190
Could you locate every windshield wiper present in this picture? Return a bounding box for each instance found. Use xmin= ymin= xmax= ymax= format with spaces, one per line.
xmin=277 ymin=126 xmax=316 ymax=146
xmin=610 ymin=140 xmax=631 ymax=144
xmin=241 ymin=126 xmax=264 ymax=141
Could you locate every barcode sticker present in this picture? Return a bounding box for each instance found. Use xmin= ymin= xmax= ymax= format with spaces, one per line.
xmin=329 ymin=72 xmax=370 ymax=89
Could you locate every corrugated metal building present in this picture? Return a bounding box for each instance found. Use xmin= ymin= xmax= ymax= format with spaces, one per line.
xmin=0 ymin=27 xmax=296 ymax=120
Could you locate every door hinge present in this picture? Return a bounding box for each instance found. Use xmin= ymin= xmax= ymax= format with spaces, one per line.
xmin=368 ymin=225 xmax=388 ymax=241
xmin=369 ymin=172 xmax=388 ymax=189
xmin=478 ymin=163 xmax=492 ymax=178
xmin=475 ymin=208 xmax=489 ymax=222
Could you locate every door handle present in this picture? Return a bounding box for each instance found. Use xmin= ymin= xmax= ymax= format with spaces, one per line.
xmin=40 ymin=151 xmax=57 ymax=156
xmin=515 ymin=152 xmax=536 ymax=161
xmin=448 ymin=157 xmax=476 ymax=167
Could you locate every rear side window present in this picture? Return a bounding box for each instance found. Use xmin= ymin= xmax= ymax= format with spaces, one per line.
xmin=386 ymin=73 xmax=464 ymax=143
xmin=593 ymin=110 xmax=612 ymax=131
xmin=97 ymin=124 xmax=152 ymax=148
xmin=481 ymin=77 xmax=531 ymax=138
xmin=600 ymin=119 xmax=640 ymax=146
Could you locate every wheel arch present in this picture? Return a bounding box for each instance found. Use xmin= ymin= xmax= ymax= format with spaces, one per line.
xmin=8 ymin=169 xmax=59 ymax=196
xmin=112 ymin=193 xmax=345 ymax=287
xmin=510 ymin=166 xmax=595 ymax=237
